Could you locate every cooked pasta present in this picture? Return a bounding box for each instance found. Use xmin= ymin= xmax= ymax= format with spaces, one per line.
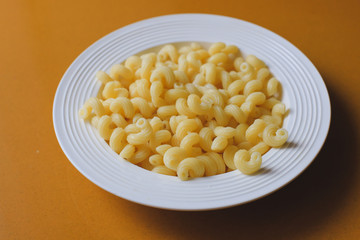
xmin=79 ymin=42 xmax=289 ymax=180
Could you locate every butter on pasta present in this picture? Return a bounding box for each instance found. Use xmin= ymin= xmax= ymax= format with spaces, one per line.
xmin=79 ymin=42 xmax=288 ymax=180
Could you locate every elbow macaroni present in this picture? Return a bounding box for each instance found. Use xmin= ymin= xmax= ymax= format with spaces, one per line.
xmin=79 ymin=42 xmax=289 ymax=180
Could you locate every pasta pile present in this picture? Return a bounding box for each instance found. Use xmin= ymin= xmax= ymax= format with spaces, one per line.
xmin=79 ymin=42 xmax=288 ymax=181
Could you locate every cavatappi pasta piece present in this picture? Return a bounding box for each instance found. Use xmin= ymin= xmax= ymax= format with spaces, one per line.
xmin=185 ymin=83 xmax=202 ymax=96
xmin=234 ymin=123 xmax=249 ymax=144
xmin=157 ymin=105 xmax=178 ymax=120
xmin=140 ymin=53 xmax=156 ymax=80
xmin=79 ymin=97 xmax=105 ymax=119
xmin=211 ymin=135 xmax=228 ymax=152
xmin=110 ymin=97 xmax=135 ymax=119
xmin=149 ymin=154 xmax=164 ymax=166
xmin=174 ymin=70 xmax=189 ymax=83
xmin=234 ymin=57 xmax=245 ymax=72
xmin=228 ymin=95 xmax=246 ymax=106
xmin=224 ymin=104 xmax=247 ymax=123
xmin=214 ymin=126 xmax=237 ymax=138
xmin=90 ymin=115 xmax=100 ymax=128
xmin=125 ymin=55 xmax=141 ymax=73
xmin=134 ymin=79 xmax=151 ymax=101
xmin=102 ymin=81 xmax=121 ymax=99
xmin=177 ymin=54 xmax=188 ymax=72
xmin=227 ymin=79 xmax=246 ymax=96
xmin=152 ymin=165 xmax=177 ymax=176
xmin=96 ymin=70 xmax=113 ymax=84
xmin=222 ymin=45 xmax=238 ymax=55
xmin=245 ymin=54 xmax=266 ymax=70
xmin=186 ymin=52 xmax=202 ymax=72
xmin=180 ymin=132 xmax=201 ymax=153
xmin=206 ymin=152 xmax=226 ymax=174
xmin=169 ymin=115 xmax=188 ymax=134
xmin=176 ymin=98 xmax=197 ymax=118
xmin=156 ymin=144 xmax=172 ymax=156
xmin=150 ymin=116 xmax=163 ymax=132
xmin=97 ymin=115 xmax=115 ymax=140
xmin=124 ymin=123 xmax=140 ymax=134
xmin=164 ymin=89 xmax=189 ymax=104
xmin=109 ymin=127 xmax=126 ymax=154
xmin=237 ymin=141 xmax=252 ymax=150
xmin=243 ymin=80 xmax=263 ymax=96
xmin=245 ymin=92 xmax=266 ymax=107
xmin=213 ymin=105 xmax=230 ymax=126
xmin=234 ymin=150 xmax=262 ymax=175
xmin=110 ymin=64 xmax=133 ymax=88
xmin=129 ymin=145 xmax=151 ymax=164
xmin=199 ymin=127 xmax=215 ymax=152
xmin=202 ymin=89 xmax=226 ymax=108
xmin=119 ymin=144 xmax=136 ymax=159
xmin=267 ymin=77 xmax=279 ymax=97
xmin=223 ymin=145 xmax=238 ymax=170
xmin=158 ymin=44 xmax=179 ymax=63
xmin=208 ymin=52 xmax=228 ymax=66
xmin=195 ymin=49 xmax=210 ymax=61
xmin=239 ymin=62 xmax=254 ymax=74
xmin=150 ymin=66 xmax=175 ymax=88
xmin=175 ymin=118 xmax=202 ymax=141
xmin=196 ymin=154 xmax=217 ymax=176
xmin=257 ymin=68 xmax=270 ymax=82
xmin=245 ymin=119 xmax=267 ymax=144
xmin=187 ymin=94 xmax=212 ymax=115
xmin=149 ymin=129 xmax=172 ymax=150
xmin=249 ymin=141 xmax=270 ymax=155
xmin=131 ymin=97 xmax=155 ymax=118
xmin=200 ymin=63 xmax=217 ymax=84
xmin=126 ymin=118 xmax=153 ymax=145
xmin=163 ymin=146 xmax=188 ymax=171
xmin=150 ymin=81 xmax=165 ymax=107
xmin=209 ymin=42 xmax=226 ymax=55
xmin=177 ymin=157 xmax=205 ymax=181
xmin=262 ymin=124 xmax=288 ymax=147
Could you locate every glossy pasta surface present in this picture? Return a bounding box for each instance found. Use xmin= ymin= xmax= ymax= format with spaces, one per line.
xmin=79 ymin=42 xmax=288 ymax=180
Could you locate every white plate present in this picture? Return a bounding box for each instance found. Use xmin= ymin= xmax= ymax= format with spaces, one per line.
xmin=53 ymin=14 xmax=331 ymax=211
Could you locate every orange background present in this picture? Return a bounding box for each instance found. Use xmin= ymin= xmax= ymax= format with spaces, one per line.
xmin=1 ymin=0 xmax=360 ymax=239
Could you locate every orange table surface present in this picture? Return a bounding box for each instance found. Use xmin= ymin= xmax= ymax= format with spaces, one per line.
xmin=1 ymin=0 xmax=360 ymax=239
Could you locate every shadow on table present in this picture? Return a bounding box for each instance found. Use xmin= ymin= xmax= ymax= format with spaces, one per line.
xmin=127 ymin=80 xmax=359 ymax=239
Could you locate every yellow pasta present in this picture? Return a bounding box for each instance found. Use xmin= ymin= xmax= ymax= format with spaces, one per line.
xmin=125 ymin=55 xmax=141 ymax=73
xmin=245 ymin=55 xmax=266 ymax=70
xmin=234 ymin=150 xmax=262 ymax=175
xmin=126 ymin=118 xmax=153 ymax=145
xmin=177 ymin=157 xmax=205 ymax=181
xmin=158 ymin=44 xmax=178 ymax=63
xmin=79 ymin=97 xmax=105 ymax=119
xmin=119 ymin=144 xmax=136 ymax=160
xmin=152 ymin=165 xmax=177 ymax=176
xmin=149 ymin=154 xmax=164 ymax=166
xmin=208 ymin=42 xmax=226 ymax=55
xmin=96 ymin=70 xmax=113 ymax=84
xmin=262 ymin=124 xmax=288 ymax=147
xmin=109 ymin=127 xmax=126 ymax=154
xmin=131 ymin=97 xmax=155 ymax=118
xmin=79 ymin=42 xmax=288 ymax=180
xmin=163 ymin=146 xmax=188 ymax=171
xmin=245 ymin=119 xmax=267 ymax=144
xmin=109 ymin=97 xmax=135 ymax=119
xmin=223 ymin=145 xmax=238 ymax=170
